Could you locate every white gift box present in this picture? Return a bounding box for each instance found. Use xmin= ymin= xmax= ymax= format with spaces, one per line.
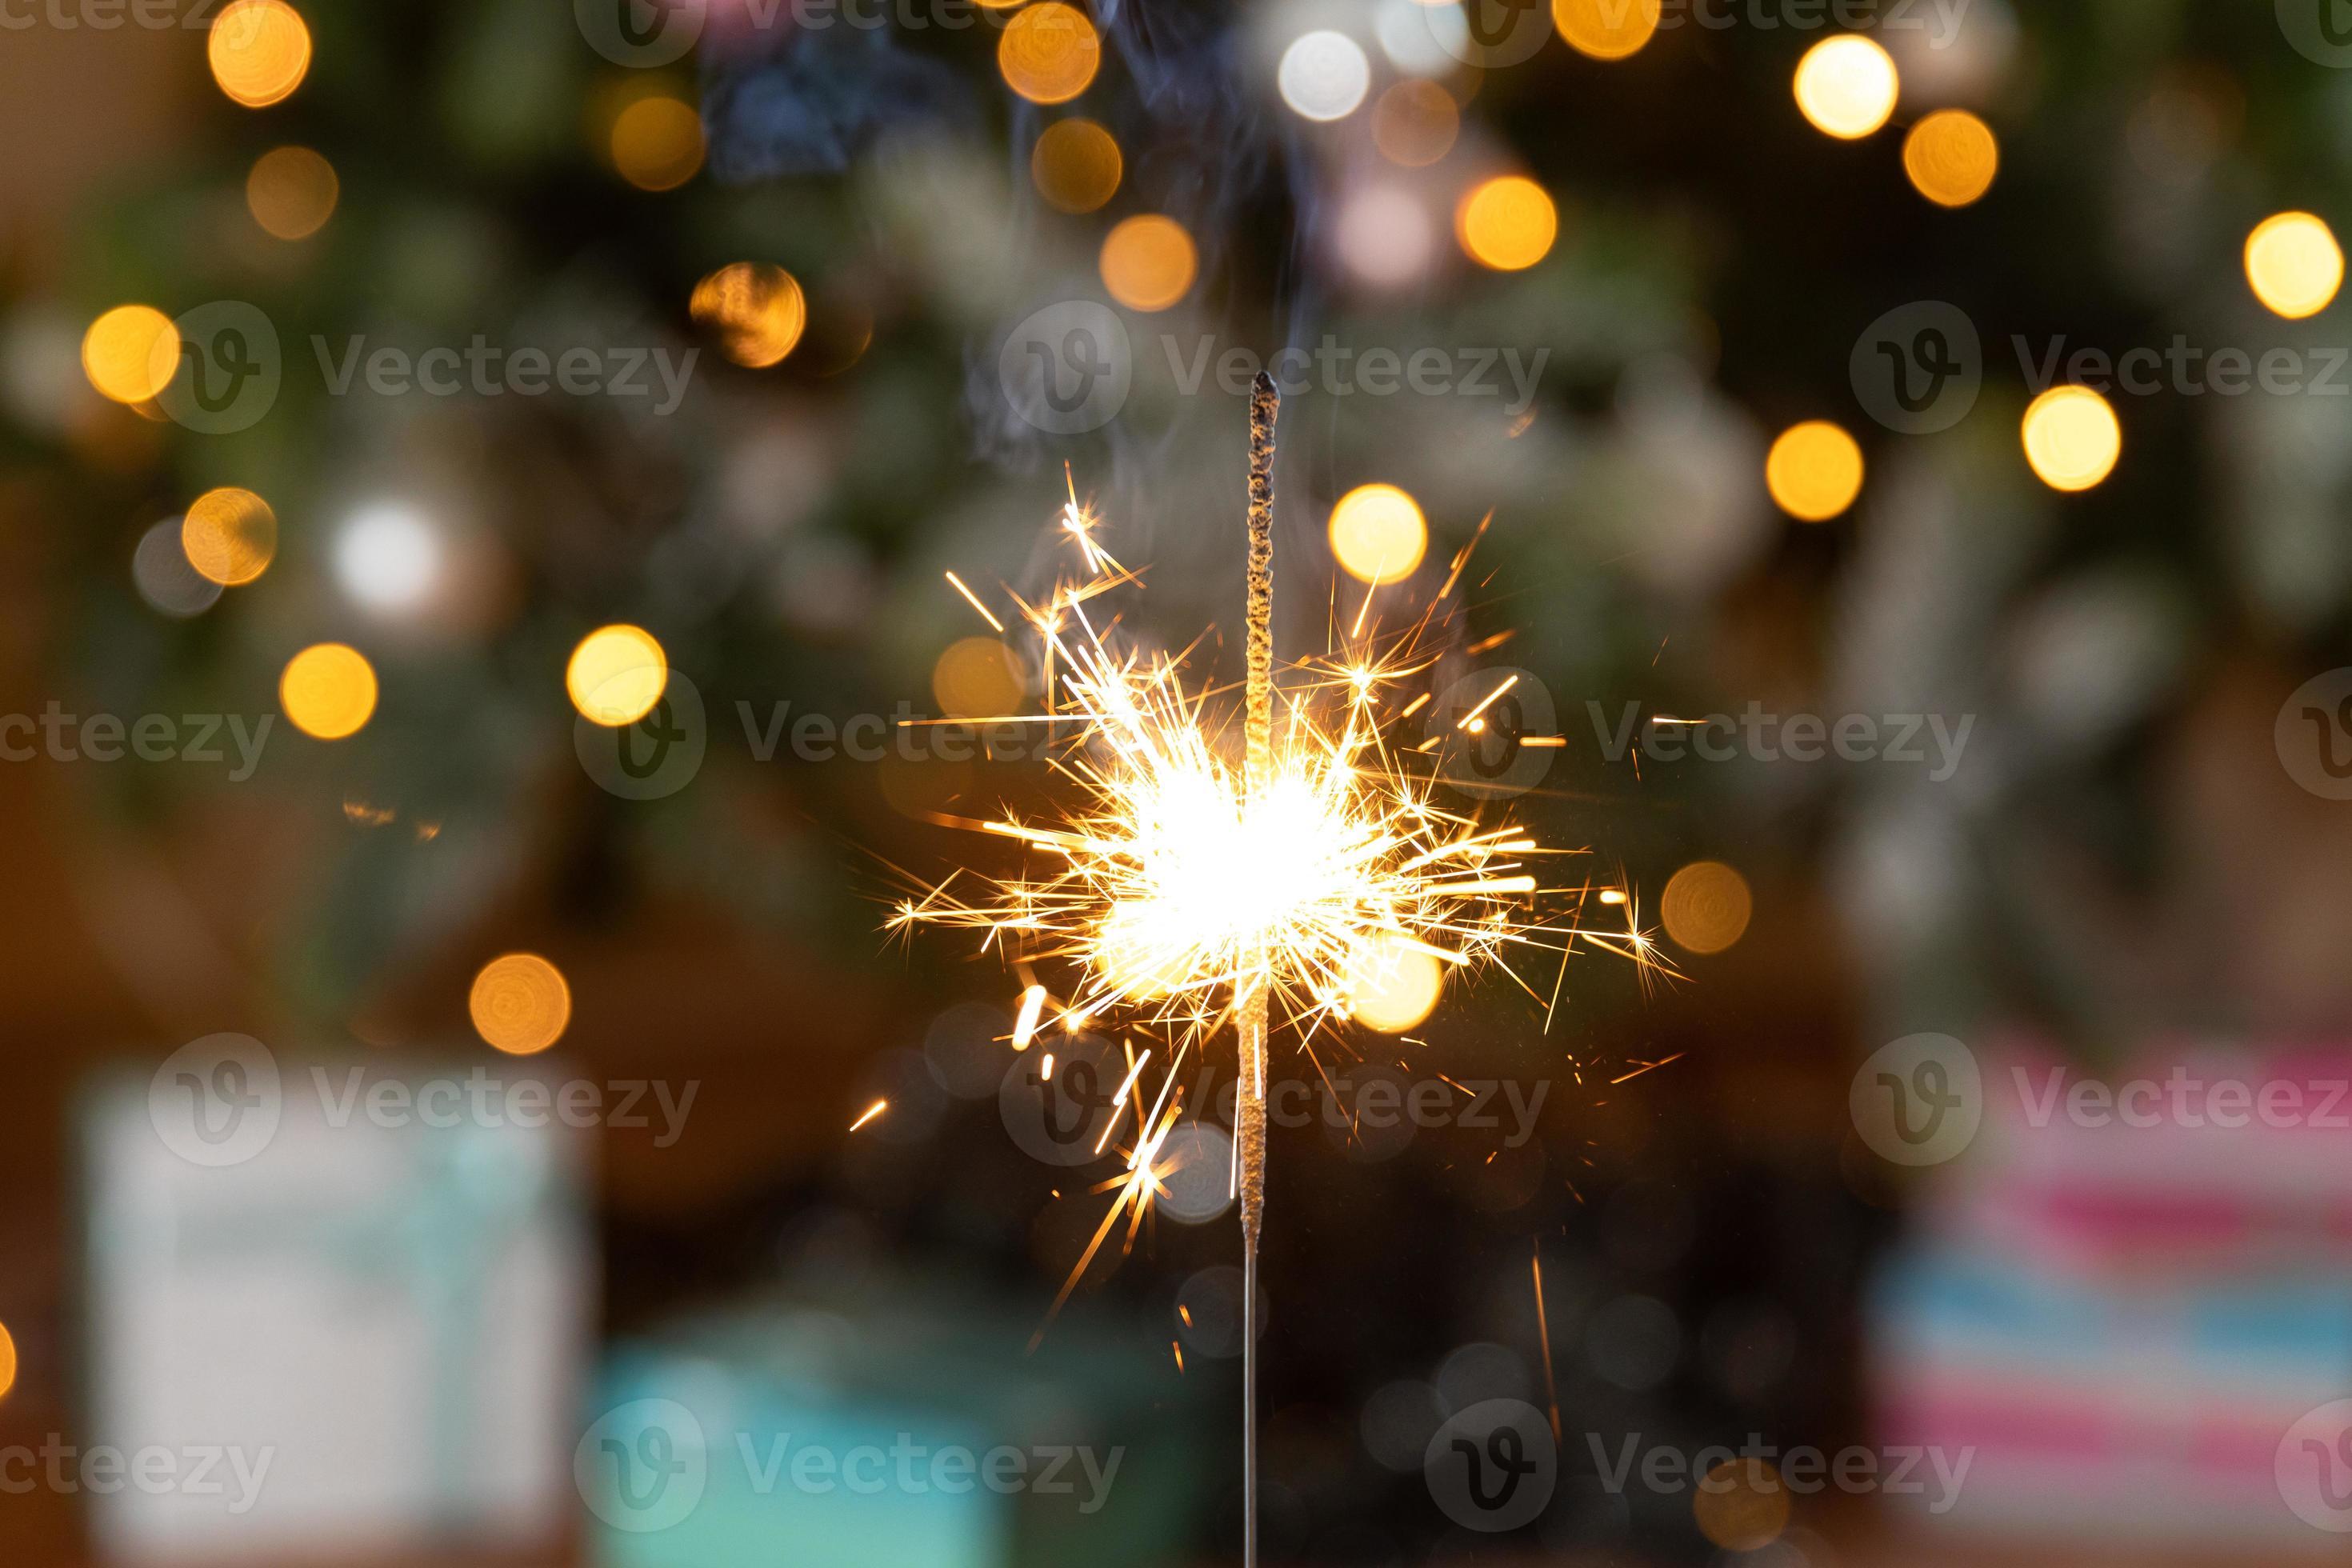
xmin=82 ymin=1038 xmax=594 ymax=1563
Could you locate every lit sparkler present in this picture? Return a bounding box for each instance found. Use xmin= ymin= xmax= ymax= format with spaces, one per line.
xmin=890 ymin=373 xmax=1660 ymax=1563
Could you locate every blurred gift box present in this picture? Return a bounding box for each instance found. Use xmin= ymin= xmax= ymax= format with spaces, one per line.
xmin=80 ymin=1042 xmax=594 ymax=1563
xmin=1869 ymin=1039 xmax=2352 ymax=1547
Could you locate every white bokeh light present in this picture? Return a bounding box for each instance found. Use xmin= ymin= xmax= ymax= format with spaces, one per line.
xmin=1336 ymin=185 xmax=1435 ymax=288
xmin=132 ymin=517 xmax=223 ymax=618
xmin=1278 ymin=30 xmax=1373 ymax=122
xmin=334 ymin=502 xmax=444 ymax=617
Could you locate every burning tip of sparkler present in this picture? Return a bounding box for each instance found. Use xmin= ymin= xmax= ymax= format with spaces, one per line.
xmin=848 ymin=1099 xmax=888 ymax=1133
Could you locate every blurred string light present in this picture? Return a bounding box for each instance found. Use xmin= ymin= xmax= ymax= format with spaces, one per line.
xmin=334 ymin=502 xmax=444 ymax=617
xmin=1763 ymin=421 xmax=1863 ymax=522
xmin=81 ymin=305 xmax=178 ymax=405
xmin=182 ymin=487 xmax=278 ymax=586
xmin=2020 ymin=385 xmax=2120 ymax=491
xmin=1099 ymin=214 xmax=1198 ymax=311
xmin=999 ymin=2 xmax=1101 ymax=105
xmin=1346 ymin=934 xmax=1443 ymax=1031
xmin=1031 ymin=118 xmax=1122 ymax=213
xmin=1328 ymin=482 xmax=1428 ymax=583
xmin=1278 ymin=30 xmax=1372 ymax=122
xmin=280 ymin=643 xmax=378 ymax=741
xmin=133 ymin=518 xmax=223 ymax=618
xmin=1794 ymin=35 xmax=1898 ymax=139
xmin=611 ymin=94 xmax=705 ymax=191
xmin=932 ymin=635 xmax=1026 ymax=718
xmin=1336 ymin=186 xmax=1435 ymax=288
xmin=1372 ymin=79 xmax=1459 ymax=167
xmin=2244 ymin=211 xmax=2343 ymax=319
xmin=1553 ymin=0 xmax=1660 ymax=60
xmin=470 ymin=954 xmax=572 ymax=1056
xmin=1660 ymin=860 xmax=1751 ymax=954
xmin=689 ymin=262 xmax=806 ymax=367
xmin=1456 ymin=175 xmax=1558 ymax=270
xmin=246 ymin=146 xmax=338 ymax=239
xmin=208 ymin=0 xmax=310 ymax=108
xmin=567 ymin=624 xmax=669 ymax=726
xmin=1902 ymin=109 xmax=1998 ymax=206
xmin=1374 ymin=0 xmax=1469 ymax=76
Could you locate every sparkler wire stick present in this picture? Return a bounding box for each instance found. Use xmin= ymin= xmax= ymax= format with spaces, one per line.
xmin=1238 ymin=369 xmax=1278 ymax=1568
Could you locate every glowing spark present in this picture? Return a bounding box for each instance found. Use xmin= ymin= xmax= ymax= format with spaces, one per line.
xmin=849 ymin=1099 xmax=888 ymax=1133
xmin=1456 ymin=673 xmax=1520 ymax=730
xmin=944 ymin=570 xmax=1006 ymax=633
xmin=1012 ymin=984 xmax=1048 ymax=1050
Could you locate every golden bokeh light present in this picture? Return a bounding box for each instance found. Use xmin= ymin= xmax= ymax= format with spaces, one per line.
xmin=81 ymin=305 xmax=180 ymax=405
xmin=1328 ymin=483 xmax=1429 ymax=585
xmin=1661 ymin=860 xmax=1753 ymax=954
xmin=999 ymin=2 xmax=1101 ymax=106
xmin=933 ymin=636 xmax=1027 ymax=718
xmin=1100 ymin=214 xmax=1198 ymax=311
xmin=1456 ymin=175 xmax=1558 ymax=271
xmin=1902 ymin=109 xmax=1998 ymax=207
xmin=1372 ymin=79 xmax=1460 ymax=169
xmin=208 ymin=0 xmax=312 ymax=109
xmin=1554 ymin=0 xmax=1660 ymax=60
xmin=182 ymin=487 xmax=278 ymax=586
xmin=1693 ymin=1459 xmax=1791 ymax=1552
xmin=2020 ymin=385 xmax=2122 ymax=491
xmin=1764 ymin=421 xmax=1864 ymax=522
xmin=280 ymin=643 xmax=379 ymax=741
xmin=1793 ymin=34 xmax=1898 ymax=139
xmin=246 ymin=146 xmax=339 ymax=239
xmin=1031 ymin=118 xmax=1123 ymax=214
xmin=470 ymin=953 xmax=572 ymax=1056
xmin=2245 ymin=210 xmax=2345 ymax=320
xmin=567 ymin=624 xmax=670 ymax=726
xmin=0 ymin=1320 xmax=15 ymax=1403
xmin=611 ymin=94 xmax=705 ymax=191
xmin=689 ymin=262 xmax=806 ymax=368
xmin=1347 ymin=934 xmax=1444 ymax=1032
